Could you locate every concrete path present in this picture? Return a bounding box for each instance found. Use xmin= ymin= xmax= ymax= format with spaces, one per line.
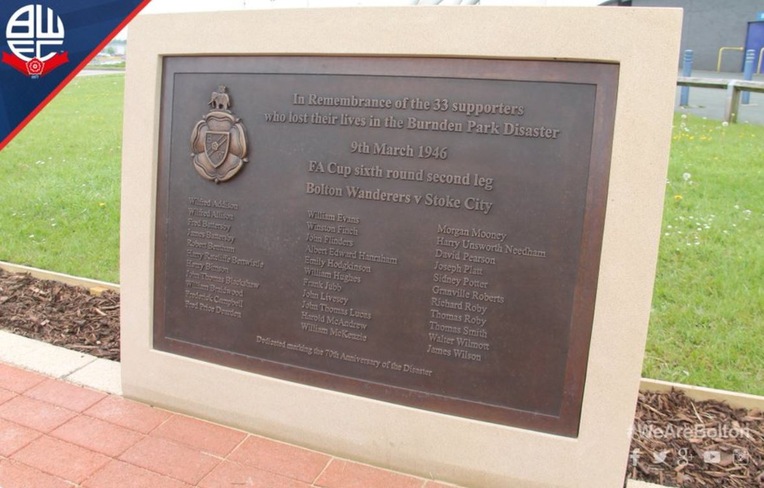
xmin=77 ymin=69 xmax=125 ymax=77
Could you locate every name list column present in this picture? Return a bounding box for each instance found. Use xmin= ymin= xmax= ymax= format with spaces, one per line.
xmin=184 ymin=196 xmax=264 ymax=319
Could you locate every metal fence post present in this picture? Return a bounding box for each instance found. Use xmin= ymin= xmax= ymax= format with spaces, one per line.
xmin=742 ymin=49 xmax=755 ymax=105
xmin=679 ymin=50 xmax=693 ymax=107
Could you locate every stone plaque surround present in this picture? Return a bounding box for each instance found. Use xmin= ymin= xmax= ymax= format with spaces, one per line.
xmin=121 ymin=8 xmax=681 ymax=488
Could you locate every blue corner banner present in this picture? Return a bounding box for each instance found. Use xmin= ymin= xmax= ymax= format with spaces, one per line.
xmin=0 ymin=0 xmax=151 ymax=150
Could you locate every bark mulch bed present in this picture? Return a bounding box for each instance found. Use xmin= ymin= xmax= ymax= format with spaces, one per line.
xmin=0 ymin=269 xmax=119 ymax=361
xmin=630 ymin=390 xmax=763 ymax=487
xmin=0 ymin=269 xmax=762 ymax=487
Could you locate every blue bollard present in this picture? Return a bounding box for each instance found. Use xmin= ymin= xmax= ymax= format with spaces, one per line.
xmin=680 ymin=49 xmax=693 ymax=107
xmin=742 ymin=49 xmax=755 ymax=105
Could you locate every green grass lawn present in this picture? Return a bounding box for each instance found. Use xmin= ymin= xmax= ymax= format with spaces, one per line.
xmin=0 ymin=75 xmax=762 ymax=395
xmin=0 ymin=74 xmax=122 ymax=283
xmin=644 ymin=115 xmax=764 ymax=395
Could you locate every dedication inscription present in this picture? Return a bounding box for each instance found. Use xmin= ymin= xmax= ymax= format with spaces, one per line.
xmin=154 ymin=56 xmax=618 ymax=436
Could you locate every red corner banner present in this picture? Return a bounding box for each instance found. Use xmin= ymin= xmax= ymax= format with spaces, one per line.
xmin=2 ymin=51 xmax=69 ymax=77
xmin=0 ymin=0 xmax=152 ymax=151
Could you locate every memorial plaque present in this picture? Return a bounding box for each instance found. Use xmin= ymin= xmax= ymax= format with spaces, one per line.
xmin=154 ymin=56 xmax=618 ymax=437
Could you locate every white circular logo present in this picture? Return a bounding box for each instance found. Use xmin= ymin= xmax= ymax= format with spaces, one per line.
xmin=6 ymin=4 xmax=65 ymax=62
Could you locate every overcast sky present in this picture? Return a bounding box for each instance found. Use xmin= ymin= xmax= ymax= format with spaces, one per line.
xmin=116 ymin=0 xmax=602 ymax=38
xmin=140 ymin=0 xmax=603 ymax=14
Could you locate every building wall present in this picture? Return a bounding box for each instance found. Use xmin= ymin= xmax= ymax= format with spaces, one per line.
xmin=633 ymin=0 xmax=762 ymax=71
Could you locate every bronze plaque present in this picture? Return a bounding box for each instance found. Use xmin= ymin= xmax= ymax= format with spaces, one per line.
xmin=154 ymin=56 xmax=618 ymax=437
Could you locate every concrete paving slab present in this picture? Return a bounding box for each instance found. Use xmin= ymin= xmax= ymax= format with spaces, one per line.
xmin=66 ymin=357 xmax=122 ymax=395
xmin=627 ymin=480 xmax=668 ymax=488
xmin=0 ymin=330 xmax=96 ymax=378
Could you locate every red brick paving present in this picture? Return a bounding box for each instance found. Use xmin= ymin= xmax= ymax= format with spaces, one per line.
xmin=51 ymin=415 xmax=143 ymax=457
xmin=227 ymin=435 xmax=332 ymax=483
xmin=82 ymin=459 xmax=192 ymax=488
xmin=150 ymin=413 xmax=246 ymax=457
xmin=0 ymin=395 xmax=77 ymax=432
xmin=199 ymin=460 xmax=312 ymax=488
xmin=25 ymin=378 xmax=106 ymax=412
xmin=0 ymin=386 xmax=16 ymax=404
xmin=0 ymin=418 xmax=41 ymax=457
xmin=315 ymin=459 xmax=427 ymax=488
xmin=83 ymin=394 xmax=172 ymax=434
xmin=118 ymin=436 xmax=220 ymax=485
xmin=0 ymin=361 xmax=464 ymax=487
xmin=11 ymin=436 xmax=110 ymax=484
xmin=0 ymin=458 xmax=73 ymax=488
xmin=0 ymin=362 xmax=46 ymax=393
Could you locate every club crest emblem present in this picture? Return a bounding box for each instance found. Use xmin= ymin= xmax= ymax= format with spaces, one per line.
xmin=190 ymin=86 xmax=248 ymax=183
xmin=2 ymin=4 xmax=69 ymax=78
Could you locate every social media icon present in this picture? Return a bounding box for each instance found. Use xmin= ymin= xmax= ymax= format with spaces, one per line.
xmin=733 ymin=449 xmax=749 ymax=464
xmin=653 ymin=450 xmax=670 ymax=463
xmin=629 ymin=448 xmax=641 ymax=467
xmin=703 ymin=450 xmax=721 ymax=464
xmin=677 ymin=447 xmax=690 ymax=465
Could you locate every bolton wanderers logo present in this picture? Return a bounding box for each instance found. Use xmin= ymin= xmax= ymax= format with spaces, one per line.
xmin=190 ymin=86 xmax=248 ymax=183
xmin=2 ymin=4 xmax=68 ymax=78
